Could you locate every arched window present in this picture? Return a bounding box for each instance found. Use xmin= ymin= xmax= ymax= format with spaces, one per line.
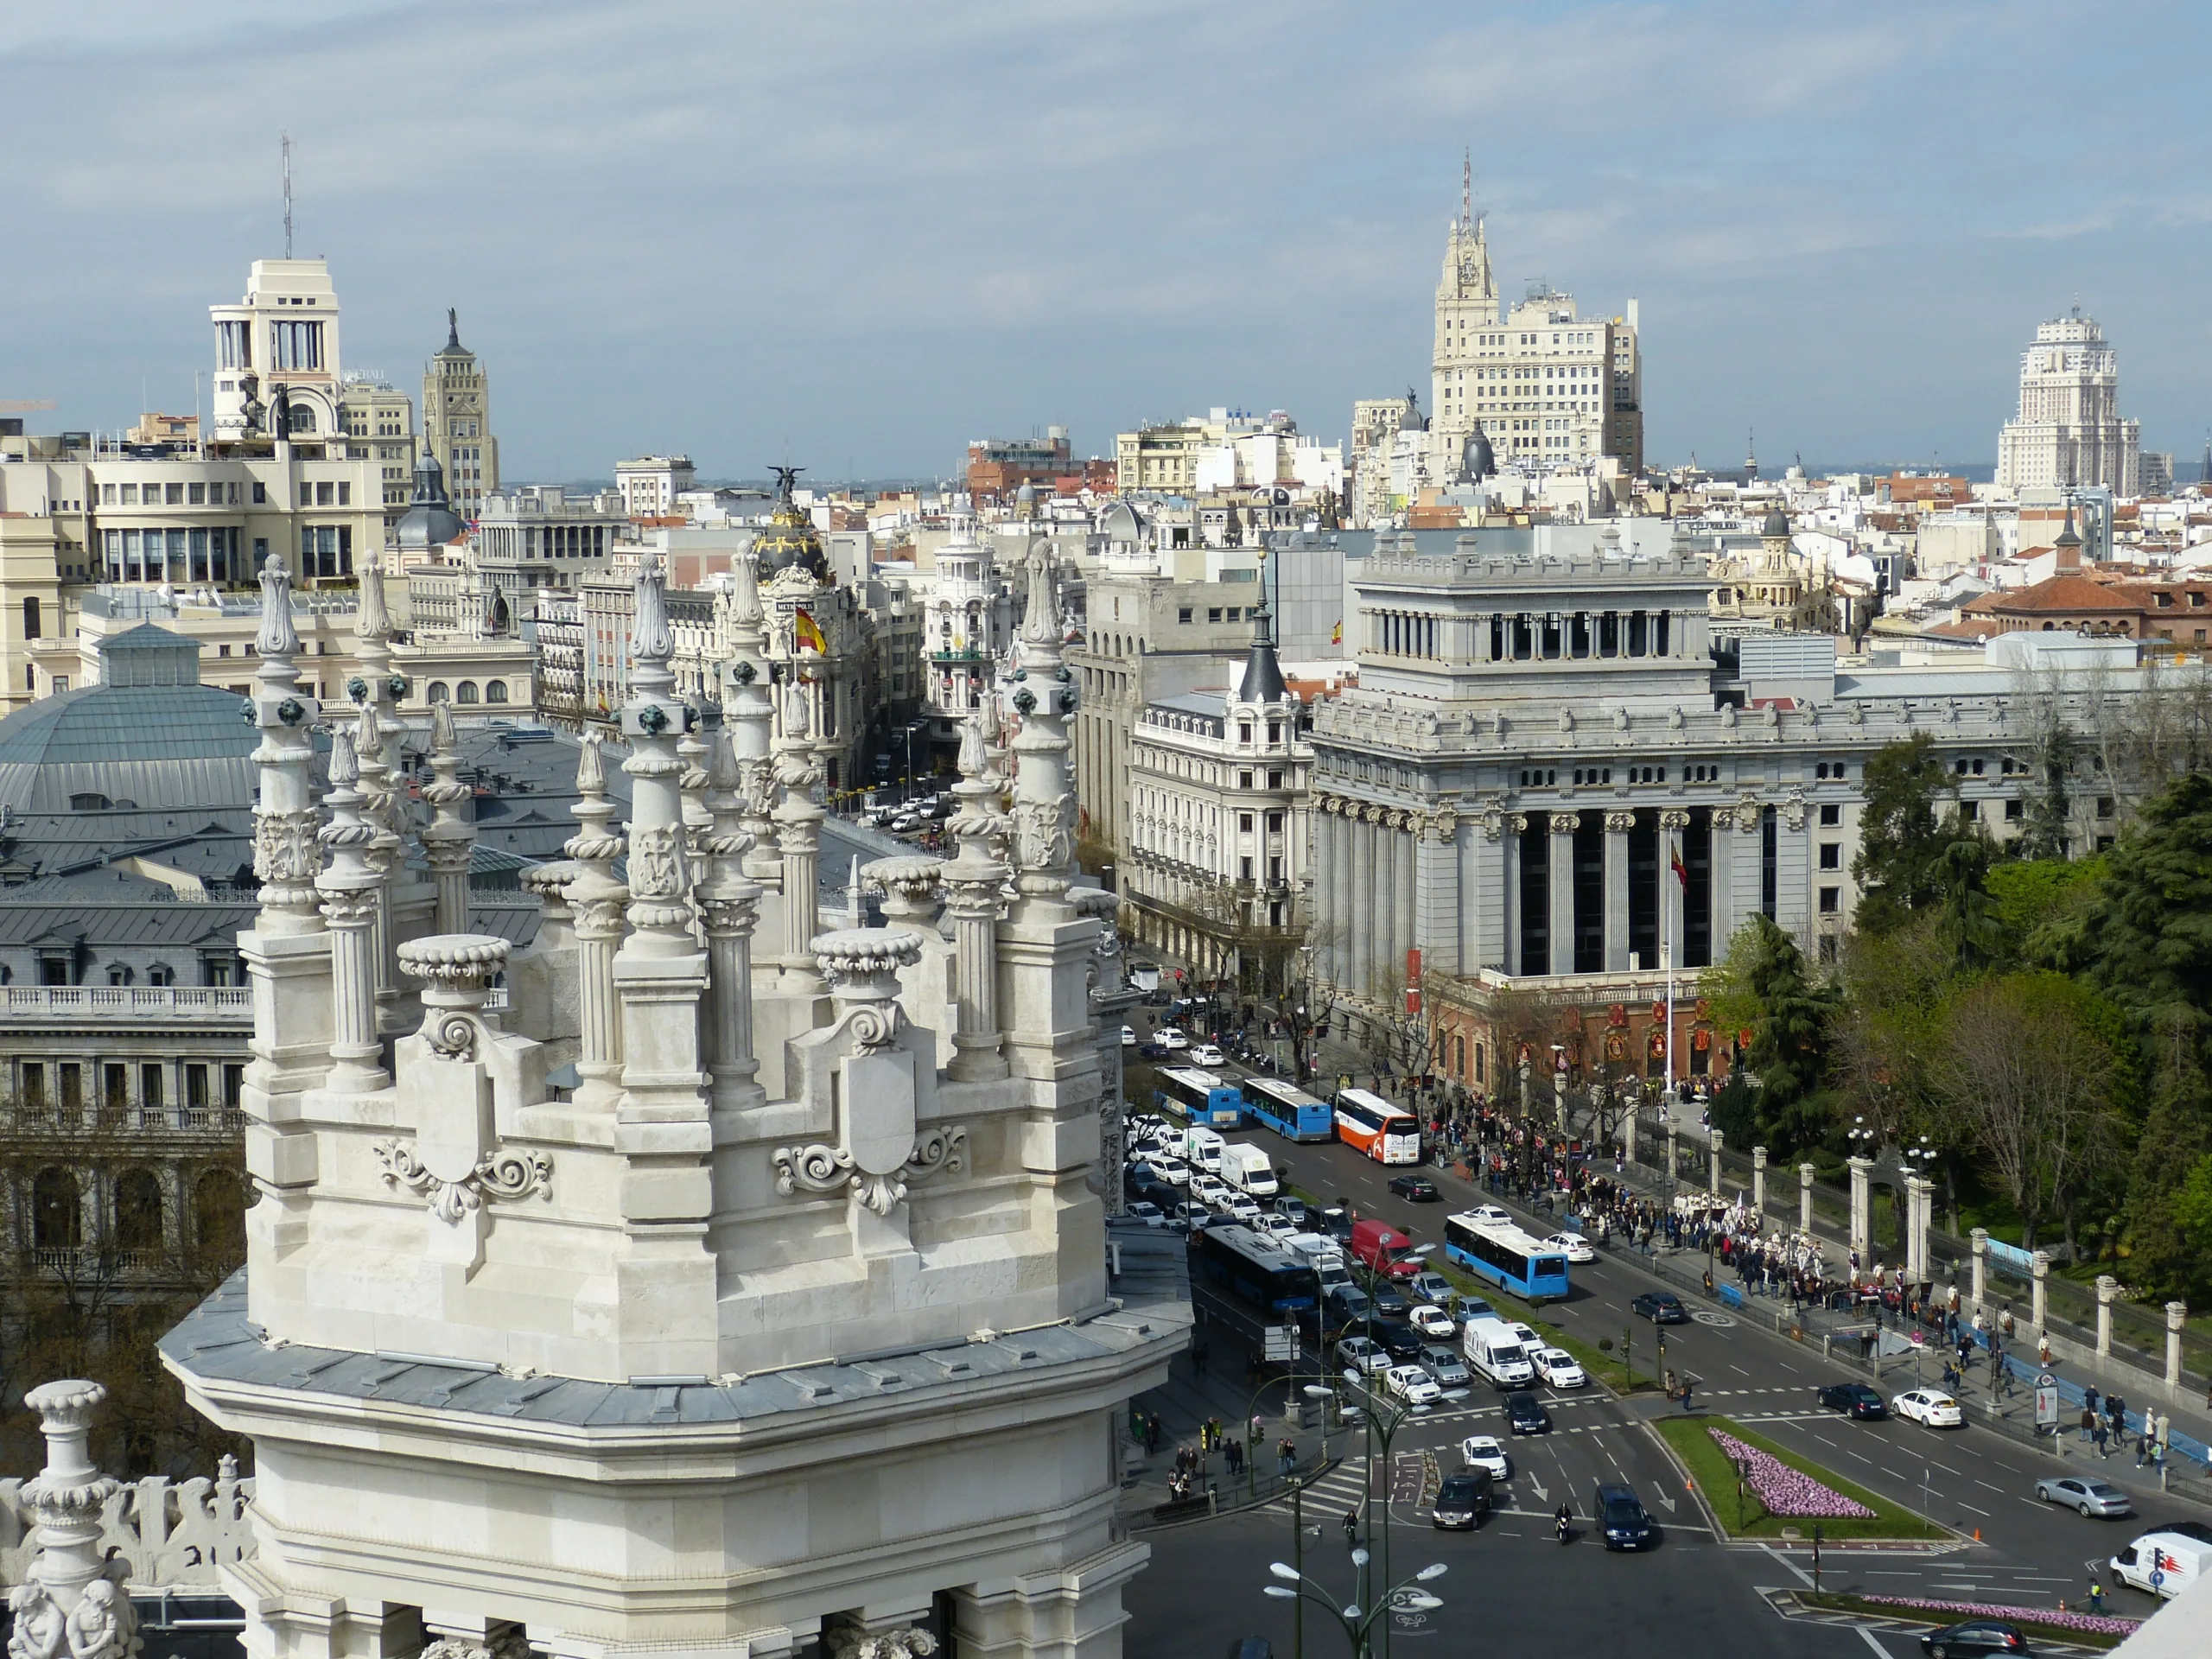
xmin=33 ymin=1167 xmax=79 ymax=1251
xmin=456 ymin=681 xmax=480 ymax=704
xmin=485 ymin=680 xmax=508 ymax=704
xmin=1453 ymin=1035 xmax=1467 ymax=1077
xmin=193 ymin=1167 xmax=246 ymax=1269
xmin=113 ymin=1168 xmax=163 ymax=1254
xmin=426 ymin=681 xmax=450 ymax=703
xmin=287 ymin=403 xmax=316 ymax=435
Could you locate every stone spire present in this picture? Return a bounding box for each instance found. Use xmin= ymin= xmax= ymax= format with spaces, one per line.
xmin=616 ymin=553 xmax=694 ymax=953
xmin=942 ymin=703 xmax=1011 ymax=1080
xmin=419 ymin=701 xmax=475 ymax=937
xmin=357 ymin=545 xmax=391 ymax=645
xmin=724 ymin=548 xmax=780 ymax=882
xmin=316 ymin=728 xmax=389 ymax=1093
xmin=563 ymin=734 xmax=627 ymax=1111
xmin=771 ymin=674 xmax=828 ymax=989
xmin=1007 ymin=541 xmax=1076 ymax=907
xmin=249 ymin=556 xmax=322 ymax=936
xmin=697 ymin=728 xmax=764 ymax=1112
xmin=351 ymin=702 xmax=403 ymax=1028
xmin=5 ymin=1382 xmax=140 ymax=1659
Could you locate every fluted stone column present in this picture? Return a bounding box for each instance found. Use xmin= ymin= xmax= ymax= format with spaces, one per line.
xmin=315 ymin=730 xmax=388 ymax=1095
xmin=1904 ymin=1173 xmax=1929 ymax=1282
xmin=772 ymin=677 xmax=829 ymax=991
xmin=349 ymin=704 xmax=401 ymax=1029
xmin=351 ymin=551 xmax=410 ymax=1033
xmin=564 ymin=737 xmax=627 ymax=1112
xmin=2031 ymin=1249 xmax=2052 ymax=1332
xmin=723 ymin=551 xmax=781 ymax=885
xmin=1392 ymin=810 xmax=1414 ymax=983
xmin=2095 ymin=1275 xmax=2119 ymax=1357
xmin=1847 ymin=1155 xmax=1873 ymax=1264
xmin=1799 ymin=1162 xmax=1815 ymax=1235
xmin=1709 ymin=1127 xmax=1724 ymax=1195
xmin=1659 ymin=808 xmax=1691 ymax=968
xmin=1603 ymin=810 xmax=1632 ymax=970
xmin=697 ymin=730 xmax=763 ymax=1114
xmin=420 ymin=702 xmax=475 ymax=937
xmin=1548 ymin=812 xmax=1579 ymax=977
xmin=2167 ymin=1302 xmax=2190 ymax=1388
xmin=1664 ymin=1120 xmax=1679 ymax=1193
xmin=1751 ymin=1145 xmax=1768 ymax=1217
xmin=943 ymin=709 xmax=1009 ymax=1080
xmin=1971 ymin=1227 xmax=1989 ymax=1307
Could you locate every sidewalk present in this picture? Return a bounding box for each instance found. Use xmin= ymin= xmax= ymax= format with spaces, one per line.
xmin=1119 ymin=1343 xmax=1337 ymax=1529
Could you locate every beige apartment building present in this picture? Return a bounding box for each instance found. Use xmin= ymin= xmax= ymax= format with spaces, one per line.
xmin=337 ymin=374 xmax=418 ymax=527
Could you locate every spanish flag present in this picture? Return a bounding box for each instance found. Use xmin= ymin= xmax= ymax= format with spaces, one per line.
xmin=1670 ymin=837 xmax=1688 ymax=889
xmin=1330 ymin=619 xmax=1343 ymax=645
xmin=793 ymin=608 xmax=828 ymax=654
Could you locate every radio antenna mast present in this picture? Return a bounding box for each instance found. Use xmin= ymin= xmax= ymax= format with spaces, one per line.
xmin=1462 ymin=147 xmax=1471 ymax=230
xmin=282 ymin=131 xmax=294 ymax=257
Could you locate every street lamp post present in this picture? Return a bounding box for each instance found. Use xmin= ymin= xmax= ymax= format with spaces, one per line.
xmin=1331 ymin=1359 xmax=1465 ymax=1659
xmin=1265 ymin=1560 xmax=1446 ymax=1659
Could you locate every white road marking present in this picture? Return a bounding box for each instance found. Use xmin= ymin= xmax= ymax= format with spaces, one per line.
xmin=1975 ymin=1480 xmax=2004 ymax=1493
xmin=1730 ymin=1363 xmax=1752 ymax=1376
xmin=1959 ymin=1503 xmax=1990 ymax=1516
xmin=1761 ymin=1542 xmax=1815 ymax=1586
xmin=1859 ymin=1629 xmax=1891 ymax=1658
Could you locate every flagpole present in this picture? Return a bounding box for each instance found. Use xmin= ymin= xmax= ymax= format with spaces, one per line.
xmin=1662 ymin=830 xmax=1676 ymax=1117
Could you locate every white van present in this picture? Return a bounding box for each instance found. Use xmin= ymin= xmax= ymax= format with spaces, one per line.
xmin=1217 ymin=1142 xmax=1278 ymax=1198
xmin=2109 ymin=1531 xmax=2208 ymax=1601
xmin=1182 ymin=1127 xmax=1225 ymax=1174
xmin=1462 ymin=1316 xmax=1535 ymax=1389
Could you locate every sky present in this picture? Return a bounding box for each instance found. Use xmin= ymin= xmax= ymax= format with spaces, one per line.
xmin=5 ymin=1 xmax=2212 ymax=483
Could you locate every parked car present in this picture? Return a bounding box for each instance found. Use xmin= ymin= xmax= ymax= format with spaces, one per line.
xmin=1222 ymin=1196 xmax=1262 ymax=1224
xmin=1630 ymin=1291 xmax=1688 ymax=1325
xmin=1336 ymin=1336 xmax=1390 ymax=1376
xmin=1458 ymin=1434 xmax=1510 ymax=1480
xmin=1455 ymin=1294 xmax=1497 ymax=1322
xmin=1370 ymin=1319 xmax=1424 ymax=1362
xmin=1123 ymin=1202 xmax=1166 ymax=1227
xmin=1503 ymin=1391 xmax=1552 ymax=1435
xmin=1138 ymin=1041 xmax=1168 ymax=1060
xmin=1593 ymin=1481 xmax=1656 ymax=1551
xmin=1368 ymin=1281 xmax=1410 ymax=1316
xmin=1892 ymin=1389 xmax=1965 ymax=1428
xmin=1817 ymin=1382 xmax=1889 ymax=1421
xmin=1507 ymin=1321 xmax=1543 ymax=1353
xmin=1916 ymin=1619 xmax=2028 ymax=1656
xmin=1407 ymin=1269 xmax=1454 ymax=1306
xmin=889 ymin=814 xmax=920 ymax=833
xmin=2033 ymin=1477 xmax=2133 ymax=1518
xmin=1384 ymin=1363 xmax=1442 ymax=1406
xmin=1539 ymin=1231 xmax=1597 ymax=1263
xmin=1273 ymin=1196 xmax=1308 ymax=1227
xmin=1409 ymin=1304 xmax=1457 ymax=1341
xmin=1431 ymin=1471 xmax=1491 ymax=1530
xmin=1318 ymin=1206 xmax=1355 ymax=1243
xmin=1533 ymin=1347 xmax=1586 ymax=1389
xmin=1388 ymin=1173 xmax=1441 ymax=1202
xmin=1421 ymin=1345 xmax=1471 ymax=1389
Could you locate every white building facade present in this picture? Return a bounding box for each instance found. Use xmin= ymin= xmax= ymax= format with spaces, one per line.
xmin=1995 ymin=309 xmax=2141 ymax=496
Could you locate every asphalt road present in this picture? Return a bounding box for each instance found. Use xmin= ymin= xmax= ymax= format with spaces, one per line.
xmin=1123 ymin=1048 xmax=2206 ymax=1644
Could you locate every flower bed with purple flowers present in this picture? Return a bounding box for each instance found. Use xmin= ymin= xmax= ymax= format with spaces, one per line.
xmin=1707 ymin=1427 xmax=1875 ymax=1518
xmin=1857 ymin=1597 xmax=2140 ymax=1638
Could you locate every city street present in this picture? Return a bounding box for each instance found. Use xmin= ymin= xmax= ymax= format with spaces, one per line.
xmin=1123 ymin=1046 xmax=2211 ymax=1652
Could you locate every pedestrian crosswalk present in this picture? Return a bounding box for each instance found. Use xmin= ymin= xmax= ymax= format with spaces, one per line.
xmin=1270 ymin=1460 xmax=1374 ymax=1514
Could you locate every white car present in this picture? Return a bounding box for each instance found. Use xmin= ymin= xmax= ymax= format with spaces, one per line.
xmin=889 ymin=814 xmax=920 ymax=833
xmin=1465 ymin=1205 xmax=1513 ymax=1228
xmin=1539 ymin=1231 xmax=1597 ymax=1264
xmin=1120 ymin=1026 xmax=1137 ymax=1047
xmin=1409 ymin=1303 xmax=1457 ymax=1341
xmin=1459 ymin=1434 xmax=1510 ymax=1480
xmin=1223 ymin=1196 xmax=1262 ymax=1224
xmin=1337 ymin=1336 xmax=1391 ymax=1376
xmin=1508 ymin=1321 xmax=1543 ymax=1353
xmin=1384 ymin=1363 xmax=1442 ymax=1406
xmin=1189 ymin=1174 xmax=1230 ymax=1205
xmin=1892 ymin=1389 xmax=1964 ymax=1428
xmin=1148 ymin=1155 xmax=1190 ymax=1186
xmin=1190 ymin=1044 xmax=1226 ymax=1066
xmin=1533 ymin=1347 xmax=1586 ymax=1389
xmin=1158 ymin=1029 xmax=1190 ymax=1051
xmin=1257 ymin=1213 xmax=1299 ymax=1240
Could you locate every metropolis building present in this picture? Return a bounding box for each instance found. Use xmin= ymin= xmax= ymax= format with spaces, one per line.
xmin=160 ymin=533 xmax=1179 ymax=1657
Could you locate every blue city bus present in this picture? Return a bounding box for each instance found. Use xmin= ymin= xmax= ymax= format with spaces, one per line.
xmin=1154 ymin=1065 xmax=1245 ymax=1128
xmin=1442 ymin=1211 xmax=1572 ymax=1303
xmin=1238 ymin=1077 xmax=1336 ymax=1142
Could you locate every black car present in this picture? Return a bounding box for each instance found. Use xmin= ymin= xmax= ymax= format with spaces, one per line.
xmin=1370 ymin=1318 xmax=1424 ymax=1361
xmin=1318 ymin=1206 xmax=1356 ymax=1243
xmin=1593 ymin=1481 xmax=1656 ymax=1551
xmin=1431 ymin=1471 xmax=1491 ymax=1529
xmin=1388 ymin=1173 xmax=1441 ymax=1202
xmin=1504 ymin=1391 xmax=1551 ymax=1435
xmin=1369 ymin=1281 xmax=1410 ymax=1315
xmin=1630 ymin=1291 xmax=1688 ymax=1325
xmin=1818 ymin=1382 xmax=1888 ymax=1420
xmin=1918 ymin=1619 xmax=2029 ymax=1656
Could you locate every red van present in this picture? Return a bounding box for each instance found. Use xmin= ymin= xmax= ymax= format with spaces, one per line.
xmin=1350 ymin=1217 xmax=1421 ymax=1281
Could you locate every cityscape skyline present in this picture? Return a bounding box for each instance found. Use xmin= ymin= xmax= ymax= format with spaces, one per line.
xmin=5 ymin=1 xmax=2211 ymax=482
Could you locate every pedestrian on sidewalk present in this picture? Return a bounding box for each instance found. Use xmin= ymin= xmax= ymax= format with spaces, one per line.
xmin=1278 ymin=1438 xmax=1295 ymax=1478
xmin=2093 ymin=1417 xmax=2108 ymax=1458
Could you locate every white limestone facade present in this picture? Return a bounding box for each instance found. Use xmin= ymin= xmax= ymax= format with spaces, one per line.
xmin=1995 ymin=310 xmax=2141 ymax=496
xmin=161 ymin=543 xmax=1180 ymax=1659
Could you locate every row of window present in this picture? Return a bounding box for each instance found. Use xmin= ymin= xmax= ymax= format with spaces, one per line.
xmin=19 ymin=1059 xmax=243 ymax=1112
xmin=101 ymin=480 xmax=265 ymax=506
xmin=23 ymin=1161 xmax=245 ymax=1257
xmin=424 ymin=680 xmax=512 ymax=705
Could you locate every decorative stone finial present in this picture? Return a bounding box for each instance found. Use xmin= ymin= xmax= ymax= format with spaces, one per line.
xmin=257 ymin=555 xmax=300 ymax=660
xmin=1020 ymin=539 xmax=1058 ymax=645
xmin=631 ymin=553 xmax=674 ymax=666
xmin=860 ymin=856 xmax=944 ymax=925
xmin=9 ymin=1380 xmax=141 ymax=1659
xmin=397 ymin=932 xmax=511 ymax=998
xmin=357 ymin=549 xmax=391 ymax=643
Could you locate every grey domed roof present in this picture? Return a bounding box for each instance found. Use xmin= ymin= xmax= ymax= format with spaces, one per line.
xmin=396 ymin=450 xmax=466 ymax=551
xmin=1461 ymin=427 xmax=1495 ymax=482
xmin=1761 ymin=506 xmax=1791 ymax=540
xmin=1099 ymin=499 xmax=1144 ymax=543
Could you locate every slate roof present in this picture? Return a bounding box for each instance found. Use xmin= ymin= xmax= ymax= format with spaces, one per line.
xmin=161 ymin=1268 xmax=1181 ymax=1429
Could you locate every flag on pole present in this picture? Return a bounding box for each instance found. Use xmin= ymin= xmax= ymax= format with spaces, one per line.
xmin=1669 ymin=837 xmax=1688 ymax=889
xmin=793 ymin=608 xmax=828 ymax=654
xmin=1331 ymin=619 xmax=1343 ymax=645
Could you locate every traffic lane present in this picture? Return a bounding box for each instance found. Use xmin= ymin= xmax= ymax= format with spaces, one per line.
xmin=1263 ymin=1132 xmax=2138 ymax=1580
xmin=1122 ymin=1506 xmax=1864 ymax=1659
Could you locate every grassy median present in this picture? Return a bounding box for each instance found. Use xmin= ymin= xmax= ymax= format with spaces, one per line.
xmin=1651 ymin=1414 xmax=1945 ymax=1541
xmin=1795 ymin=1592 xmax=2130 ymax=1651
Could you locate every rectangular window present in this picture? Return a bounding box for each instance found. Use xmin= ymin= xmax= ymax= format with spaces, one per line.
xmin=1239 ymin=855 xmax=1254 ymax=880
xmin=252 ymin=481 xmax=267 ymax=504
xmin=1178 ymin=607 xmax=1193 ymax=624
xmin=22 ymin=1063 xmax=44 ymax=1111
xmin=1238 ymin=769 xmax=1253 ymax=789
xmin=2005 ymin=798 xmax=2024 ymax=821
xmin=167 ymin=483 xmax=184 ymax=505
xmin=103 ymin=1063 xmax=126 ymax=1109
xmin=1818 ymin=886 xmax=1840 ymax=914
xmin=60 ymin=1064 xmax=80 ymax=1113
xmin=1819 ymin=842 xmax=1840 ymax=869
xmin=188 ymin=482 xmax=206 ymax=505
xmin=1266 ymin=810 xmax=1284 ymax=834
xmin=1208 ymin=608 xmax=1222 ymax=623
xmin=224 ymin=1065 xmax=245 ymax=1109
xmin=1268 ymin=769 xmax=1284 ymax=790
xmin=1239 ymin=812 xmax=1255 ymax=833
xmin=338 ymin=481 xmax=351 ymax=505
xmin=299 ymin=483 xmax=312 ymax=508
xmin=1820 ymin=803 xmax=1841 ymax=827
xmin=186 ymin=1064 xmax=209 ymax=1108
xmin=119 ymin=483 xmax=137 ymax=504
xmin=22 ymin=598 xmax=39 ymax=640
xmin=141 ymin=1064 xmax=165 ymax=1108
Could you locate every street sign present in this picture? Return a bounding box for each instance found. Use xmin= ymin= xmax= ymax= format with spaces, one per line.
xmin=2149 ymin=1568 xmax=2165 ymax=1591
xmin=2034 ymin=1379 xmax=2059 ymax=1427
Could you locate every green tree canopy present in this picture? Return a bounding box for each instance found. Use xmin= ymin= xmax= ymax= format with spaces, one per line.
xmin=1706 ymin=914 xmax=1836 ymax=1155
xmin=1851 ymin=734 xmax=1959 ymax=935
xmin=2082 ymin=770 xmax=2212 ymax=1033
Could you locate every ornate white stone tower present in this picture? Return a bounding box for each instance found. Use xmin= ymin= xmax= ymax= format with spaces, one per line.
xmin=162 ymin=550 xmax=1179 ymax=1658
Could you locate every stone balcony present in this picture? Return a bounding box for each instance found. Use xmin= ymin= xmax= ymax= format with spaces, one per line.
xmin=0 ymin=987 xmax=253 ymax=1025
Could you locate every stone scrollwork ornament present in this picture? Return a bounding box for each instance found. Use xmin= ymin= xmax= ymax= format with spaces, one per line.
xmin=375 ymin=1140 xmax=551 ymax=1225
xmin=772 ymin=1126 xmax=968 ymax=1217
xmin=825 ymin=1628 xmax=938 ymax=1659
xmin=630 ymin=823 xmax=683 ymax=899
